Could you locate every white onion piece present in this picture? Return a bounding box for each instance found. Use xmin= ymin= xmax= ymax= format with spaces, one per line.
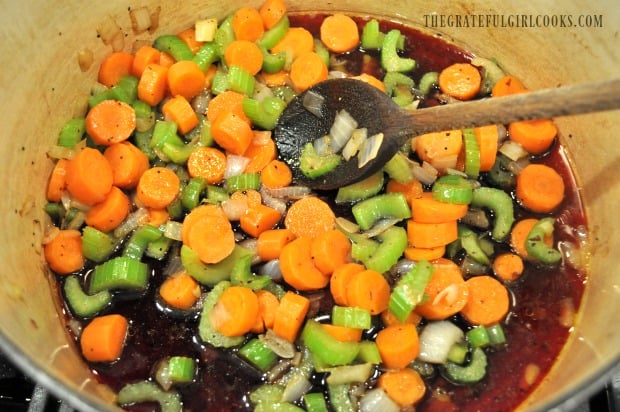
xmin=253 ymin=80 xmax=274 ymax=102
xmin=263 ymin=185 xmax=311 ymax=200
xmin=163 ymin=221 xmax=183 ymax=241
xmin=359 ymin=388 xmax=400 ymax=412
xmin=328 ymin=70 xmax=348 ymax=79
xmin=411 ymin=161 xmax=437 ymax=185
xmin=224 ymin=154 xmax=250 ymax=179
xmin=330 ymin=109 xmax=358 ymax=153
xmin=129 ymin=6 xmax=152 ymax=34
xmin=281 ymin=374 xmax=312 ymax=403
xmin=431 ymin=154 xmax=458 ymax=171
xmin=358 ymin=132 xmax=383 ymax=168
xmin=325 ymin=363 xmax=373 ymax=385
xmin=191 ymin=89 xmax=212 ymax=114
xmin=302 ymin=90 xmax=325 ymax=118
xmin=313 ymin=135 xmax=332 ymax=156
xmin=342 ymin=128 xmax=367 ymax=161
xmin=260 ymin=329 xmax=296 ymax=359
xmin=418 ymin=320 xmax=465 ymax=364
xmin=258 ymin=259 xmax=282 ymax=281
xmin=390 ymin=258 xmax=416 ymax=276
xmin=195 ymin=18 xmax=218 ymax=42
xmin=260 ymin=188 xmax=287 ymax=215
xmin=497 ymin=124 xmax=508 ymax=142
xmin=506 ymin=156 xmax=530 ymax=175
xmin=96 ymin=15 xmax=122 ymax=45
xmin=335 ymin=217 xmax=359 ymax=234
xmin=47 ymin=145 xmax=76 ymax=160
xmin=499 ymin=140 xmax=529 ymax=161
xmin=361 ymin=217 xmax=401 ymax=238
xmin=42 ymin=226 xmax=61 ymax=245
xmin=114 ymin=208 xmax=150 ymax=239
xmin=221 ymin=198 xmax=248 ymax=221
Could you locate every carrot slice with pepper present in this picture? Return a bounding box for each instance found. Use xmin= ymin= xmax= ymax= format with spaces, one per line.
xmin=98 ymin=52 xmax=134 ymax=88
xmin=386 ymin=178 xmax=424 ymax=207
xmin=240 ymin=204 xmax=282 ymax=238
xmin=46 ymin=158 xmax=69 ymax=202
xmin=404 ymin=245 xmax=446 ymax=262
xmin=415 ymin=258 xmax=469 ymax=320
xmin=80 ymin=314 xmax=128 ymax=362
xmin=509 ymin=119 xmax=557 ymax=155
xmin=310 ymin=229 xmax=351 ymax=276
xmin=224 ymin=40 xmax=264 ymax=76
xmin=183 ymin=205 xmax=236 ymax=264
xmin=320 ymin=14 xmax=360 ymax=54
xmin=44 ymin=229 xmax=84 ymax=275
xmin=460 ymin=275 xmax=510 ymax=326
xmin=210 ymin=110 xmax=254 ymax=155
xmin=85 ymin=99 xmax=136 ymax=146
xmin=257 ymin=228 xmax=296 ymax=261
xmin=85 ymin=186 xmax=131 ymax=232
xmin=330 ymin=262 xmax=365 ymax=307
xmin=159 ymin=271 xmax=201 ymax=310
xmin=492 ymin=252 xmax=525 ymax=282
xmin=516 ymin=163 xmax=565 ymax=213
xmin=280 ymin=236 xmax=330 ymax=291
xmin=232 ymin=7 xmax=265 ymax=42
xmin=259 ymin=0 xmax=287 ymax=29
xmin=474 ymin=125 xmax=499 ymax=172
xmin=186 ymin=146 xmax=227 ymax=184
xmin=376 ymin=324 xmax=419 ymax=369
xmin=206 ymin=90 xmax=251 ymax=124
xmin=271 ymin=27 xmax=314 ymax=59
xmin=407 ymin=219 xmax=458 ymax=249
xmin=510 ymin=218 xmax=553 ymax=260
xmin=260 ymin=159 xmax=293 ymax=188
xmin=243 ymin=131 xmax=277 ymax=173
xmin=290 ymin=51 xmax=328 ymax=92
xmin=131 ymin=45 xmax=161 ymax=78
xmin=136 ymin=166 xmax=180 ymax=209
xmin=272 ymin=291 xmax=310 ymax=342
xmin=167 ymin=60 xmax=206 ymax=101
xmin=438 ymin=62 xmax=482 ymax=100
xmin=378 ymin=368 xmax=426 ymax=408
xmin=414 ymin=130 xmax=463 ymax=166
xmin=251 ymin=289 xmax=280 ymax=334
xmin=284 ymin=196 xmax=335 ymax=239
xmin=177 ymin=27 xmax=204 ymax=54
xmin=103 ymin=141 xmax=150 ymax=189
xmin=346 ymin=269 xmax=391 ymax=315
xmin=492 ymin=74 xmax=527 ymax=97
xmin=162 ymin=95 xmax=199 ymax=134
xmin=209 ymin=285 xmax=259 ymax=337
xmin=410 ymin=192 xmax=468 ymax=224
xmin=65 ymin=147 xmax=114 ymax=206
xmin=137 ymin=63 xmax=169 ymax=106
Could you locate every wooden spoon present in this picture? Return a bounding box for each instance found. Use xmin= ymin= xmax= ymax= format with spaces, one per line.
xmin=274 ymin=77 xmax=620 ymax=190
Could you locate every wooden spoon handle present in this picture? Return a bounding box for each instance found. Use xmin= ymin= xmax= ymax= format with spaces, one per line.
xmin=407 ymin=78 xmax=620 ymax=135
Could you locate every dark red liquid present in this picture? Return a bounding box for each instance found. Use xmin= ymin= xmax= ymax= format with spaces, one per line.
xmin=58 ymin=14 xmax=586 ymax=412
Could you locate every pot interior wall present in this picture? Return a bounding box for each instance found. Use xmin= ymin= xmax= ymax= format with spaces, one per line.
xmin=0 ymin=1 xmax=617 ymax=411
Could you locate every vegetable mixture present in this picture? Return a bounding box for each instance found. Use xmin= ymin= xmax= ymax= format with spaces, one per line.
xmin=43 ymin=1 xmax=588 ymax=411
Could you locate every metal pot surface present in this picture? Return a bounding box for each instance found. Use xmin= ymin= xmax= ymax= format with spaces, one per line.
xmin=0 ymin=1 xmax=618 ymax=411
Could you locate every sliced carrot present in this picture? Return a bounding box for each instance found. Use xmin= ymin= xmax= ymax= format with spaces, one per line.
xmin=66 ymin=147 xmax=114 ymax=206
xmin=271 ymin=27 xmax=314 ymax=59
xmin=162 ymin=95 xmax=199 ymax=134
xmin=259 ymin=0 xmax=287 ymax=29
xmin=147 ymin=208 xmax=170 ymax=227
xmin=224 ymin=40 xmax=264 ymax=76
xmin=352 ymin=73 xmax=386 ymax=92
xmin=240 ymin=204 xmax=282 ymax=238
xmin=260 ymin=159 xmax=293 ymax=188
xmin=375 ymin=324 xmax=419 ymax=369
xmin=183 ymin=204 xmax=236 ymax=264
xmin=159 ymin=271 xmax=201 ymax=310
xmin=381 ymin=309 xmax=422 ymax=327
xmin=310 ymin=229 xmax=351 ymax=276
xmin=204 ymin=64 xmax=218 ymax=89
xmin=346 ymin=269 xmax=391 ymax=315
xmin=516 ymin=163 xmax=565 ymax=213
xmin=320 ymin=14 xmax=360 ymax=54
xmin=159 ymin=51 xmax=176 ymax=68
xmin=414 ymin=129 xmax=463 ymax=165
xmin=321 ymin=324 xmax=362 ymax=342
xmin=438 ymin=63 xmax=482 ymax=100
xmin=80 ymin=314 xmax=128 ymax=363
xmin=137 ymin=63 xmax=169 ymax=106
xmin=206 ymin=90 xmax=251 ymax=124
xmin=251 ymin=289 xmax=280 ymax=334
xmin=492 ymin=75 xmax=527 ymax=97
xmin=509 ymin=119 xmax=557 ymax=155
xmin=232 ymin=6 xmax=265 ymax=42
xmin=386 ymin=178 xmax=424 ymax=207
xmin=103 ymin=141 xmax=150 ymax=189
xmin=167 ymin=60 xmax=206 ymax=101
xmin=85 ymin=186 xmax=131 ymax=232
xmin=284 ymin=196 xmax=335 ymax=239
xmin=410 ymin=192 xmax=468 ymax=223
xmin=407 ymin=219 xmax=458 ymax=249
xmin=280 ymin=236 xmax=330 ymax=291
xmin=474 ymin=124 xmax=499 ymax=172
xmin=231 ymin=189 xmax=262 ymax=209
xmin=378 ymin=368 xmax=426 ymax=408
xmin=460 ymin=275 xmax=510 ymax=326
xmin=44 ymin=229 xmax=84 ymax=275
xmin=131 ymin=45 xmax=161 ymax=78
xmin=329 ymin=262 xmax=365 ymax=307
xmin=186 ymin=146 xmax=227 ymax=184
xmin=493 ymin=252 xmax=525 ymax=282
xmin=177 ymin=27 xmax=204 ymax=54
xmin=209 ymin=285 xmax=259 ymax=337
xmin=243 ymin=131 xmax=277 ymax=173
xmin=272 ymin=291 xmax=310 ymax=343
xmin=404 ymin=245 xmax=446 ymax=262
xmin=414 ymin=258 xmax=469 ymax=320
xmin=46 ymin=159 xmax=69 ymax=202
xmin=136 ymin=166 xmax=180 ymax=209
xmin=259 ymin=70 xmax=290 ymax=87
xmin=510 ymin=218 xmax=553 ymax=260
xmin=85 ymin=99 xmax=136 ymax=146
xmin=290 ymin=51 xmax=328 ymax=92
xmin=98 ymin=52 xmax=134 ymax=88
xmin=257 ymin=228 xmax=296 ymax=261
xmin=210 ymin=110 xmax=254 ymax=155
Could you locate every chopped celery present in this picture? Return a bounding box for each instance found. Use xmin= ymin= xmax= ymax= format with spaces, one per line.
xmin=361 ymin=19 xmax=385 ymax=50
xmin=325 ymin=363 xmax=374 ymax=385
xmin=230 ymin=254 xmax=271 ymax=290
xmin=526 ymin=217 xmax=562 ymax=264
xmin=351 ymin=192 xmax=411 ymax=230
xmin=110 ymin=74 xmax=139 ymax=104
xmin=155 ymin=356 xmax=196 ymax=390
xmin=257 ymin=15 xmax=290 ymax=50
xmin=447 ymin=342 xmax=469 ymax=364
xmin=458 ymin=224 xmax=491 ymax=265
xmin=198 ymin=281 xmax=244 ymax=348
xmin=328 ymin=384 xmax=355 ymax=412
xmin=81 ymin=226 xmax=117 ymax=263
xmin=214 ymin=15 xmax=235 ymax=57
xmin=432 ymin=174 xmax=474 ymax=205
xmin=418 ymin=71 xmax=439 ymax=95
xmin=251 ymin=384 xmax=305 ymax=412
xmin=381 ymin=29 xmax=415 ymax=73
xmin=153 ymin=35 xmax=193 ymax=61
xmin=145 ymin=236 xmax=172 ymax=260
xmin=181 ymin=244 xmax=253 ymax=286
xmin=242 ymin=96 xmax=287 ymax=130
xmin=441 ymin=347 xmax=488 ymax=384
xmin=332 ymin=306 xmax=371 ymax=329
xmin=299 ymin=142 xmax=341 ymax=179
xmin=356 ymin=341 xmax=382 ymax=364
xmin=225 ymin=172 xmax=261 ymax=193
xmin=57 ymin=118 xmax=85 ymax=148
xmin=383 ymin=151 xmax=413 ymax=184
xmin=63 ymin=275 xmax=111 ymax=318
xmin=117 ymin=381 xmax=182 ymax=412
xmin=487 ymin=323 xmax=507 ymax=345
xmin=348 ymin=233 xmax=379 ymax=263
xmin=471 ymin=187 xmax=515 ymax=241
xmin=150 ymin=120 xmax=184 ymax=150
xmin=304 ymin=392 xmax=328 ymax=412
xmin=463 ymin=128 xmax=481 ymax=178
xmin=388 ymin=259 xmax=434 ymax=322
xmin=123 ymin=224 xmax=163 ymax=260
xmin=301 ymin=320 xmax=359 ymax=367
xmin=239 ymin=338 xmax=278 ymax=371
xmin=88 ymin=256 xmax=149 ymax=294
xmin=206 ymin=184 xmax=230 ymax=204
xmin=335 ymin=171 xmax=384 ymax=203
xmin=487 ymin=153 xmax=516 ymax=190
xmin=211 ymin=68 xmax=230 ymax=95
xmin=192 ymin=42 xmax=218 ymax=71
xmin=181 ymin=176 xmax=207 ymax=210
xmin=362 ymin=226 xmax=408 ymax=274
xmin=259 ymin=46 xmax=287 ymax=74
xmin=466 ymin=325 xmax=491 ymax=348
xmin=228 ymin=65 xmax=255 ymax=95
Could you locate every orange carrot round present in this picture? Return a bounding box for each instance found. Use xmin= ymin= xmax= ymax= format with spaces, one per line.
xmin=46 ymin=158 xmax=69 ymax=202
xmin=321 ymin=323 xmax=362 ymax=342
xmin=240 ymin=204 xmax=282 ymax=238
xmin=137 ymin=63 xmax=169 ymax=106
xmin=404 ymin=245 xmax=446 ymax=262
xmin=381 ymin=308 xmax=422 ymax=327
xmin=414 ymin=130 xmax=463 ymax=165
xmin=376 ymin=324 xmax=419 ymax=369
xmin=103 ymin=141 xmax=150 ymax=189
xmin=310 ymin=229 xmax=351 ymax=276
xmin=378 ymin=368 xmax=426 ymax=407
xmin=206 ymin=90 xmax=250 ymax=124
xmin=210 ymin=111 xmax=254 ymax=155
xmin=330 ymin=262 xmax=365 ymax=307
xmin=183 ymin=205 xmax=235 ymax=264
xmin=251 ymin=289 xmax=280 ymax=334
xmin=438 ymin=63 xmax=482 ymax=100
xmin=85 ymin=186 xmax=131 ymax=232
xmin=493 ymin=252 xmax=525 ymax=282
xmin=280 ymin=236 xmax=330 ymax=291
xmin=272 ymin=291 xmax=310 ymax=343
xmin=320 ymin=14 xmax=360 ymax=53
xmin=209 ymin=285 xmax=259 ymax=337
xmin=284 ymin=196 xmax=335 ymax=239
xmin=131 ymin=45 xmax=161 ymax=78
xmin=136 ymin=166 xmax=180 ymax=209
xmin=167 ymin=60 xmax=206 ymax=101
xmin=44 ymin=229 xmax=84 ymax=275
xmin=474 ymin=125 xmax=499 ymax=172
xmin=410 ymin=192 xmax=468 ymax=223
xmin=290 ymin=52 xmax=328 ymax=92
xmin=162 ymin=95 xmax=199 ymax=134
xmin=159 ymin=271 xmax=201 ymax=310
xmin=271 ymin=27 xmax=314 ymax=60
xmin=386 ymin=178 xmax=424 ymax=207
xmin=516 ymin=163 xmax=565 ymax=213
xmin=509 ymin=119 xmax=557 ymax=155
xmin=492 ymin=75 xmax=527 ymax=97
xmin=232 ymin=7 xmax=265 ymax=42
xmin=177 ymin=28 xmax=204 ymax=54
xmin=85 ymin=99 xmax=136 ymax=146
xmin=510 ymin=218 xmax=553 ymax=260
xmin=147 ymin=208 xmax=170 ymax=227
xmin=352 ymin=73 xmax=386 ymax=92
xmin=260 ymin=159 xmax=293 ymax=188
xmin=346 ymin=269 xmax=391 ymax=315
xmin=407 ymin=219 xmax=458 ymax=249
xmin=66 ymin=147 xmax=114 ymax=206
xmin=224 ymin=40 xmax=264 ymax=76
xmin=259 ymin=0 xmax=287 ymax=29
xmin=257 ymin=228 xmax=296 ymax=261
xmin=415 ymin=258 xmax=469 ymax=320
xmin=243 ymin=132 xmax=277 ymax=173
xmin=460 ymin=275 xmax=510 ymax=326
xmin=98 ymin=52 xmax=134 ymax=88
xmin=80 ymin=314 xmax=128 ymax=363
xmin=186 ymin=146 xmax=227 ymax=184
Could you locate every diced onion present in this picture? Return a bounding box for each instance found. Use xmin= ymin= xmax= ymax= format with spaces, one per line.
xmin=499 ymin=140 xmax=529 ymax=161
xmin=195 ymin=18 xmax=218 ymax=42
xmin=96 ymin=15 xmax=122 ymax=45
xmin=342 ymin=128 xmax=367 ymax=161
xmin=260 ymin=187 xmax=287 ymax=215
xmin=114 ymin=208 xmax=150 ymax=239
xmin=191 ymin=89 xmax=212 ymax=114
xmin=224 ymin=154 xmax=250 ymax=179
xmin=258 ymin=259 xmax=282 ymax=281
xmin=77 ymin=48 xmax=94 ymax=72
xmin=411 ymin=161 xmax=438 ymax=185
xmin=506 ymin=157 xmax=530 ymax=175
xmin=328 ymin=70 xmax=348 ymax=79
xmin=262 ymin=185 xmax=312 ymax=200
xmin=110 ymin=32 xmax=125 ymax=52
xmin=302 ymin=90 xmax=325 ymax=118
xmin=358 ymin=132 xmax=383 ymax=168
xmin=47 ymin=145 xmax=76 ymax=160
xmin=361 ymin=217 xmax=401 ymax=238
xmin=221 ymin=198 xmax=248 ymax=221
xmin=260 ymin=329 xmax=296 ymax=359
xmin=431 ymin=154 xmax=458 ymax=171
xmin=42 ymin=225 xmax=61 ymax=245
xmin=330 ymin=109 xmax=358 ymax=153
xmin=359 ymin=388 xmax=400 ymax=412
xmin=418 ymin=320 xmax=465 ymax=364
xmin=163 ymin=221 xmax=183 ymax=241
xmin=129 ymin=6 xmax=152 ymax=34
xmin=335 ymin=217 xmax=359 ymax=234
xmin=313 ymin=135 xmax=332 ymax=156
xmin=389 ymin=258 xmax=416 ymax=276
xmin=325 ymin=363 xmax=374 ymax=385
xmin=281 ymin=374 xmax=312 ymax=403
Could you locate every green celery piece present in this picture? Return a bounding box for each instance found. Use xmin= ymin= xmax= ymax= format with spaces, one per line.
xmin=388 ymin=259 xmax=434 ymax=322
xmin=381 ymin=29 xmax=415 ymax=73
xmin=432 ymin=174 xmax=474 ymax=205
xmin=458 ymin=224 xmax=491 ymax=265
xmin=301 ymin=320 xmax=359 ymax=367
xmin=123 ymin=224 xmax=162 ymax=260
xmin=362 ymin=226 xmax=408 ymax=274
xmin=356 ymin=341 xmax=382 ymax=364
xmin=81 ymin=226 xmax=117 ymax=263
xmin=155 ymin=356 xmax=196 ymax=390
xmin=471 ymin=187 xmax=515 ymax=241
xmin=299 ymin=142 xmax=341 ymax=179
xmin=525 ymin=217 xmax=562 ymax=264
xmin=441 ymin=347 xmax=488 ymax=384
xmin=117 ymin=381 xmax=182 ymax=412
xmin=335 ymin=171 xmax=384 ymax=204
xmin=225 ymin=173 xmax=261 ymax=193
xmin=63 ymin=275 xmax=111 ymax=318
xmin=239 ymin=338 xmax=278 ymax=371
xmin=230 ymin=254 xmax=271 ymax=290
xmin=193 ymin=42 xmax=218 ymax=71
xmin=304 ymin=392 xmax=328 ymax=412
xmin=181 ymin=245 xmax=253 ymax=286
xmin=181 ymin=176 xmax=207 ymax=210
xmin=466 ymin=325 xmax=491 ymax=348
xmin=351 ymin=192 xmax=411 ymax=230
xmin=57 ymin=118 xmax=85 ymax=148
xmin=88 ymin=256 xmax=149 ymax=294
xmin=153 ymin=35 xmax=193 ymax=61
xmin=418 ymin=71 xmax=439 ymax=95
xmin=360 ymin=19 xmax=384 ymax=50
xmin=257 ymin=15 xmax=290 ymax=49
xmin=328 ymin=384 xmax=355 ymax=412
xmin=463 ymin=128 xmax=481 ymax=178
xmin=383 ymin=151 xmax=413 ymax=184
xmin=331 ymin=306 xmax=371 ymax=329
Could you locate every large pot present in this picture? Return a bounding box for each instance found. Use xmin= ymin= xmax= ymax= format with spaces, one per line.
xmin=0 ymin=0 xmax=618 ymax=411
